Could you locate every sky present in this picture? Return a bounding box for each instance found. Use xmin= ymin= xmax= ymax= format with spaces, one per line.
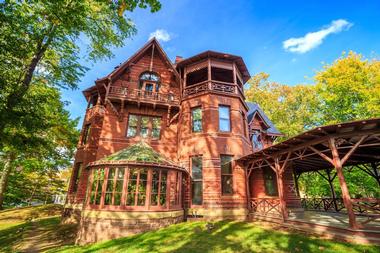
xmin=61 ymin=0 xmax=380 ymax=127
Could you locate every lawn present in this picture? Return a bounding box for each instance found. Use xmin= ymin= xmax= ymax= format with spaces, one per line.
xmin=0 ymin=205 xmax=379 ymax=253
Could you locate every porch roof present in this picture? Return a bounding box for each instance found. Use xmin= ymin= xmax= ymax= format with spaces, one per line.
xmin=237 ymin=118 xmax=380 ymax=173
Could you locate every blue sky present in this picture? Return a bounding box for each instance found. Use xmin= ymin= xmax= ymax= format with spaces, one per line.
xmin=62 ymin=0 xmax=380 ymax=127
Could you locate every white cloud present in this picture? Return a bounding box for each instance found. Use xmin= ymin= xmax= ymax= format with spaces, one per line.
xmin=149 ymin=29 xmax=171 ymax=42
xmin=283 ymin=19 xmax=353 ymax=54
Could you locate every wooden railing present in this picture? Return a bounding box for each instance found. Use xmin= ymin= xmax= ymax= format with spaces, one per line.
xmin=108 ymin=86 xmax=179 ymax=105
xmin=301 ymin=198 xmax=380 ymax=215
xmin=250 ymin=198 xmax=282 ymax=216
xmin=183 ymin=81 xmax=240 ymax=98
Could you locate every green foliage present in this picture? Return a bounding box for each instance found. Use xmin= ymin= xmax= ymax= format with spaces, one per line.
xmin=315 ymin=51 xmax=380 ymax=125
xmin=246 ymin=72 xmax=318 ymax=141
xmin=245 ymin=52 xmax=380 ymax=197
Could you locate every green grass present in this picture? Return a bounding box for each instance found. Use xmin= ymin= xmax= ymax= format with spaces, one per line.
xmin=50 ymin=221 xmax=380 ymax=253
xmin=0 ymin=205 xmax=379 ymax=253
xmin=0 ymin=204 xmax=77 ymax=252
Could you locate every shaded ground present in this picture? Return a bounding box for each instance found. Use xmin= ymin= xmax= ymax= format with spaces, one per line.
xmin=0 ymin=205 xmax=77 ymax=252
xmin=0 ymin=205 xmax=379 ymax=253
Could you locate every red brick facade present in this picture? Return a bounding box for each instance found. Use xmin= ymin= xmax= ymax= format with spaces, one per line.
xmin=65 ymin=39 xmax=300 ymax=243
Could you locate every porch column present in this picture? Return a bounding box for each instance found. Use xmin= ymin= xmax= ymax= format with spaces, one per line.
xmin=325 ymin=168 xmax=339 ymax=212
xmin=328 ymin=138 xmax=359 ymax=229
xmin=275 ymin=158 xmax=288 ymax=220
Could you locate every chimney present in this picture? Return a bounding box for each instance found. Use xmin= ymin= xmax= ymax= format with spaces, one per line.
xmin=175 ymin=56 xmax=184 ymax=63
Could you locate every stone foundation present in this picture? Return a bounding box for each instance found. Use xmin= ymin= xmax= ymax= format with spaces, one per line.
xmin=186 ymin=207 xmax=249 ymax=220
xmin=76 ymin=209 xmax=185 ymax=244
xmin=61 ymin=203 xmax=83 ymax=224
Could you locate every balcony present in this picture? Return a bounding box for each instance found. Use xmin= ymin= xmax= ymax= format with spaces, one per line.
xmin=108 ymin=86 xmax=180 ymax=107
xmin=183 ymin=81 xmax=245 ymax=99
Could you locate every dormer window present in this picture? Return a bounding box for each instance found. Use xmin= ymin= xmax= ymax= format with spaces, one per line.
xmin=139 ymin=71 xmax=160 ymax=93
xmin=252 ymin=130 xmax=263 ymax=151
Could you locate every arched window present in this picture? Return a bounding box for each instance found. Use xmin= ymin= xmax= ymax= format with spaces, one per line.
xmin=252 ymin=130 xmax=263 ymax=151
xmin=139 ymin=71 xmax=160 ymax=93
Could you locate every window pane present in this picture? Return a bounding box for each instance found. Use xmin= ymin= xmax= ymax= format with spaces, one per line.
xmin=151 ymin=170 xmax=159 ymax=206
xmin=219 ymin=106 xmax=230 ymax=132
xmin=141 ymin=117 xmax=149 ymax=138
xmin=222 ymin=175 xmax=233 ymax=195
xmin=126 ymin=169 xmax=138 ymax=206
xmin=137 ymin=169 xmax=148 ymax=206
xmin=160 ymin=171 xmax=167 ymax=206
xmin=264 ymin=168 xmax=278 ymax=196
xmin=82 ymin=124 xmax=91 ymax=144
xmin=191 ymin=156 xmax=202 ymax=205
xmin=127 ymin=115 xmax=138 ymax=137
xmin=152 ymin=117 xmax=161 ymax=139
xmin=191 ymin=157 xmax=202 ymax=180
xmin=220 ymin=156 xmax=232 ymax=174
xmin=192 ymin=181 xmax=202 ymax=205
xmin=192 ymin=108 xmax=202 ymax=132
xmin=95 ymin=169 xmax=105 ymax=205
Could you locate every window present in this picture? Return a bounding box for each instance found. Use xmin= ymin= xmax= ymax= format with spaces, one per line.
xmin=263 ymin=168 xmax=278 ymax=196
xmin=140 ymin=116 xmax=149 ymax=138
xmin=126 ymin=114 xmax=161 ymax=139
xmin=151 ymin=169 xmax=167 ymax=207
xmin=220 ymin=155 xmax=233 ymax=195
xmin=152 ymin=117 xmax=161 ymax=139
xmin=252 ymin=131 xmax=263 ymax=150
xmin=139 ymin=71 xmax=160 ymax=93
xmin=81 ymin=124 xmax=91 ymax=145
xmin=88 ymin=94 xmax=98 ymax=108
xmin=191 ymin=107 xmax=202 ymax=133
xmin=219 ymin=106 xmax=230 ymax=132
xmin=71 ymin=163 xmax=82 ymax=192
xmin=89 ymin=169 xmax=105 ymax=205
xmin=191 ymin=156 xmax=203 ymax=205
xmin=104 ymin=168 xmax=124 ymax=206
xmin=126 ymin=169 xmax=148 ymax=206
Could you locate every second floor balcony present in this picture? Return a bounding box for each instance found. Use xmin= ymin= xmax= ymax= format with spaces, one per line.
xmin=108 ymin=86 xmax=180 ymax=107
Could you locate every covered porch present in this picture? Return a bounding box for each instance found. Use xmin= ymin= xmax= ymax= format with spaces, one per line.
xmin=238 ymin=118 xmax=380 ymax=244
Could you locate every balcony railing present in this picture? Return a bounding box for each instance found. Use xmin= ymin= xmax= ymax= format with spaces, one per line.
xmin=301 ymin=198 xmax=380 ymax=215
xmin=249 ymin=197 xmax=282 ymax=216
xmin=108 ymin=86 xmax=179 ymax=106
xmin=183 ymin=81 xmax=244 ymax=98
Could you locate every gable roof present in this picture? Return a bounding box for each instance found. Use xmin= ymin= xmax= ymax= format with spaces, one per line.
xmin=96 ymin=38 xmax=180 ymax=83
xmin=246 ymin=102 xmax=282 ymax=136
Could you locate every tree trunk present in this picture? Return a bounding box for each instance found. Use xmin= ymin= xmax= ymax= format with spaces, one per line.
xmin=0 ymin=153 xmax=16 ymax=209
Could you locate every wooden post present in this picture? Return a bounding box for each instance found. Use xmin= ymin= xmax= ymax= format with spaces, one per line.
xmin=293 ymin=170 xmax=301 ymax=197
xmin=328 ymin=138 xmax=359 ymax=229
xmin=275 ymin=157 xmax=288 ymax=221
xmin=245 ymin=165 xmax=252 ymax=211
xmin=325 ymin=168 xmax=338 ymax=212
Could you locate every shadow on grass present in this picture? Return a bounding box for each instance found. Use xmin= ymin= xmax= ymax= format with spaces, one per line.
xmin=0 ymin=216 xmax=78 ymax=253
xmin=49 ymin=220 xmax=380 ymax=253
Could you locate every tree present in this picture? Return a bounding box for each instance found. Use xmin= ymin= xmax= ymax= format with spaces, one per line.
xmin=315 ymin=51 xmax=380 ymax=125
xmin=0 ymin=82 xmax=79 ymax=209
xmin=0 ymin=0 xmax=161 ymax=145
xmin=245 ymin=72 xmax=318 ymax=141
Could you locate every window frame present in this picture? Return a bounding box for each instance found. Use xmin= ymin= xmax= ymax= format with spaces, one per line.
xmin=218 ymin=105 xmax=231 ymax=132
xmin=81 ymin=124 xmax=91 ymax=145
xmin=191 ymin=107 xmax=202 ymax=133
xmin=126 ymin=114 xmax=162 ymax=140
xmin=191 ymin=156 xmax=203 ymax=206
xmin=220 ymin=155 xmax=234 ymax=196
